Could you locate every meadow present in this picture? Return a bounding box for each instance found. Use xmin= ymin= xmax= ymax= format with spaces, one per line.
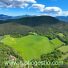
xmin=1 ymin=34 xmax=64 ymax=61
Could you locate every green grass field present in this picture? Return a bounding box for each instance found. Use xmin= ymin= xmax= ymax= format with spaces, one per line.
xmin=58 ymin=46 xmax=68 ymax=53
xmin=58 ymin=46 xmax=68 ymax=60
xmin=0 ymin=35 xmax=64 ymax=61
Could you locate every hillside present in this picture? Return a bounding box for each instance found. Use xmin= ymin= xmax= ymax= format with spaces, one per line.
xmin=0 ymin=43 xmax=23 ymax=67
xmin=1 ymin=35 xmax=64 ymax=60
xmin=0 ymin=16 xmax=68 ymax=43
xmin=14 ymin=16 xmax=60 ymax=26
xmin=0 ymin=16 xmax=68 ymax=67
xmin=0 ymin=16 xmax=68 ymax=36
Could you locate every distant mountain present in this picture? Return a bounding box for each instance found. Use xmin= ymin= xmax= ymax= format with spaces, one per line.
xmin=14 ymin=15 xmax=31 ymax=19
xmin=0 ymin=14 xmax=31 ymax=20
xmin=0 ymin=14 xmax=13 ymax=20
xmin=14 ymin=16 xmax=60 ymax=26
xmin=0 ymin=15 xmax=67 ymax=36
xmin=56 ymin=16 xmax=68 ymax=22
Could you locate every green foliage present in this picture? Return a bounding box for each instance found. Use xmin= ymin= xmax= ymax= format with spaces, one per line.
xmin=1 ymin=35 xmax=64 ymax=61
xmin=26 ymin=50 xmax=63 ymax=68
xmin=58 ymin=46 xmax=68 ymax=53
xmin=58 ymin=45 xmax=68 ymax=61
xmin=0 ymin=16 xmax=68 ymax=68
xmin=0 ymin=43 xmax=23 ymax=68
xmin=41 ymin=50 xmax=62 ymax=61
xmin=0 ymin=16 xmax=68 ymax=40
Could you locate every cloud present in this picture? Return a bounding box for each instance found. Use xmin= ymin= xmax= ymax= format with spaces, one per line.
xmin=43 ymin=7 xmax=68 ymax=16
xmin=0 ymin=0 xmax=36 ymax=8
xmin=58 ymin=11 xmax=68 ymax=16
xmin=21 ymin=0 xmax=36 ymax=3
xmin=44 ymin=7 xmax=62 ymax=14
xmin=32 ymin=4 xmax=45 ymax=12
xmin=31 ymin=4 xmax=62 ymax=15
xmin=31 ymin=4 xmax=63 ymax=16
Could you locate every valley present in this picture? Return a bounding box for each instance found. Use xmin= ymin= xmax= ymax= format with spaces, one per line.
xmin=0 ymin=16 xmax=68 ymax=68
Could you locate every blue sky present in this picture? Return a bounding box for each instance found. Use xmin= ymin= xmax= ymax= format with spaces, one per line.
xmin=0 ymin=0 xmax=68 ymax=16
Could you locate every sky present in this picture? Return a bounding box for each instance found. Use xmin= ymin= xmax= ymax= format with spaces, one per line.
xmin=0 ymin=0 xmax=68 ymax=16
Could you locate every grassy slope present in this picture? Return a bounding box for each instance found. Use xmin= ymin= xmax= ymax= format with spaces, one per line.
xmin=58 ymin=46 xmax=68 ymax=60
xmin=50 ymin=38 xmax=64 ymax=48
xmin=58 ymin=46 xmax=68 ymax=53
xmin=1 ymin=35 xmax=64 ymax=61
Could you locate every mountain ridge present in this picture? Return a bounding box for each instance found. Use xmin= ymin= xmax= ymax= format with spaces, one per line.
xmin=0 ymin=15 xmax=67 ymax=36
xmin=56 ymin=16 xmax=68 ymax=22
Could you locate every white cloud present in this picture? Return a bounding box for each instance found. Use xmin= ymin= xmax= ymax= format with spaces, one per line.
xmin=31 ymin=4 xmax=63 ymax=16
xmin=42 ymin=7 xmax=62 ymax=16
xmin=44 ymin=7 xmax=62 ymax=13
xmin=31 ymin=4 xmax=65 ymax=16
xmin=42 ymin=10 xmax=68 ymax=16
xmin=58 ymin=11 xmax=68 ymax=16
xmin=32 ymin=4 xmax=45 ymax=12
xmin=0 ymin=0 xmax=36 ymax=8
xmin=19 ymin=0 xmax=36 ymax=3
